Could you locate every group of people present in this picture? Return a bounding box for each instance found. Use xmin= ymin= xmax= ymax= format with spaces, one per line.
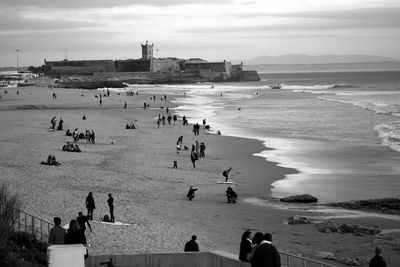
xmin=239 ymin=231 xmax=281 ymax=267
xmin=48 ymin=213 xmax=92 ymax=246
xmin=192 ymin=123 xmax=201 ymax=135
xmin=50 ymin=116 xmax=63 ymax=131
xmin=62 ymin=141 xmax=81 ymax=152
xmin=84 ymin=192 xmax=115 ymax=223
xmin=125 ymin=122 xmax=136 ymax=129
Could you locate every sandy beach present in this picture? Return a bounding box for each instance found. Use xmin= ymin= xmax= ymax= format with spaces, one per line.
xmin=1 ymin=85 xmax=399 ymax=266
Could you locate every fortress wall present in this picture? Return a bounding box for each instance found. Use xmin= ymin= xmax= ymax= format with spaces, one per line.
xmin=152 ymin=58 xmax=181 ymax=73
xmin=45 ymin=60 xmax=116 ymax=74
xmin=117 ymin=60 xmax=151 ymax=72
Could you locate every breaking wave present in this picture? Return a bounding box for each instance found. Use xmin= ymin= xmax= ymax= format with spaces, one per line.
xmin=374 ymin=122 xmax=400 ymax=152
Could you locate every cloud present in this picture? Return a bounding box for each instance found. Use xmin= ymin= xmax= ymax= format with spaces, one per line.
xmin=0 ymin=0 xmax=232 ymax=9
xmin=0 ymin=13 xmax=104 ymax=32
xmin=178 ymin=7 xmax=400 ymax=34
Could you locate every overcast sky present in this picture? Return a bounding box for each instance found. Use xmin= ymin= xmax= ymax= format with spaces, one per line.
xmin=0 ymin=0 xmax=399 ymax=66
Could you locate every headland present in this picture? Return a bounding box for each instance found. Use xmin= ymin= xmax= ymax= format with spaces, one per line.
xmin=29 ymin=41 xmax=260 ymax=89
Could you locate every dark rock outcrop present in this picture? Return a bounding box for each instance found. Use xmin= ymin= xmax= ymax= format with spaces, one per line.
xmin=316 ymin=220 xmax=338 ymax=233
xmin=326 ymin=198 xmax=400 ymax=215
xmin=280 ymin=194 xmax=318 ymax=203
xmin=287 ymin=215 xmax=312 ymax=225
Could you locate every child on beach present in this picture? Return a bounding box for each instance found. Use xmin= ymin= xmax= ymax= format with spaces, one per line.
xmin=226 ymin=187 xmax=237 ymax=203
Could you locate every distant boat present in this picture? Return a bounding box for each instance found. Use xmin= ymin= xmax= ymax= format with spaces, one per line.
xmin=271 ymin=84 xmax=281 ymax=89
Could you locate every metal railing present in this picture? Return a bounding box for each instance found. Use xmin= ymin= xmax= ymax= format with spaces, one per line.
xmin=279 ymin=251 xmax=337 ymax=267
xmin=0 ymin=202 xmax=53 ymax=243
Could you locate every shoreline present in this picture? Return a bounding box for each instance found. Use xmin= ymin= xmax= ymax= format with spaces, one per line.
xmin=1 ymin=85 xmax=400 ymax=265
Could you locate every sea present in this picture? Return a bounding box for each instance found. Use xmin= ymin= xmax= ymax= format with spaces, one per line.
xmin=122 ymin=62 xmax=400 ymax=203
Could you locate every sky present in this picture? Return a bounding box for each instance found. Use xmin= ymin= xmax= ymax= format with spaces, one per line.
xmin=0 ymin=0 xmax=399 ymax=66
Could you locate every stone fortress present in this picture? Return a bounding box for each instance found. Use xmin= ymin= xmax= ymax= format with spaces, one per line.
xmin=43 ymin=41 xmax=259 ymax=88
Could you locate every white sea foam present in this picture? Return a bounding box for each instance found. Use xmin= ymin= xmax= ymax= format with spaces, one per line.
xmin=374 ymin=122 xmax=400 ymax=152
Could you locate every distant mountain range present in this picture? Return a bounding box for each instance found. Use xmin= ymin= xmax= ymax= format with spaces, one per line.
xmin=234 ymin=55 xmax=399 ymax=65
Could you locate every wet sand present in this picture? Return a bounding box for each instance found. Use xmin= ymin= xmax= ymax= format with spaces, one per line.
xmin=0 ymin=85 xmax=399 ymax=266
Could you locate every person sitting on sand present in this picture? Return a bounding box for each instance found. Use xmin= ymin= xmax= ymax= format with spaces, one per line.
xmin=66 ymin=129 xmax=72 ymax=136
xmin=82 ymin=114 xmax=86 ymax=120
xmin=74 ymin=144 xmax=81 ymax=152
xmin=186 ymin=186 xmax=198 ymax=201
xmin=226 ymin=187 xmax=238 ymax=203
xmin=223 ymin=167 xmax=232 ymax=182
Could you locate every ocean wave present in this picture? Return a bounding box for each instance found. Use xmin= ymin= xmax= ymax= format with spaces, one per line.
xmin=319 ymin=96 xmax=400 ymax=117
xmin=279 ymin=83 xmax=355 ymax=91
xmin=374 ymin=122 xmax=400 ymax=152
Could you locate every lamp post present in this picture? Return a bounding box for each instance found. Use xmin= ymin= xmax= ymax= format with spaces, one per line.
xmin=16 ymin=49 xmax=20 ymax=71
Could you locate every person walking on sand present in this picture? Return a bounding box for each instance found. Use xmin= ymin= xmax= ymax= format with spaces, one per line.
xmin=76 ymin=211 xmax=92 ymax=242
xmin=107 ymin=193 xmax=115 ymax=223
xmin=48 ymin=217 xmax=66 ymax=245
xmin=369 ymin=245 xmax=387 ymax=267
xmin=223 ymin=167 xmax=232 ymax=182
xmin=190 ymin=150 xmax=198 ymax=168
xmin=85 ymin=192 xmax=95 ymax=221
xmin=184 ymin=235 xmax=199 ymax=252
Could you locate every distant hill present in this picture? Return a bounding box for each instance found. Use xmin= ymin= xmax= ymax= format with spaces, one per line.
xmin=234 ymin=55 xmax=399 ymax=65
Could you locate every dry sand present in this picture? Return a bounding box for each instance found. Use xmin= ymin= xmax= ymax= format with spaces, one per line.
xmin=1 ymin=85 xmax=399 ymax=266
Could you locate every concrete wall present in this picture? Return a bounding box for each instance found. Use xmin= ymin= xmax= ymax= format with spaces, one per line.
xmin=86 ymin=251 xmax=250 ymax=267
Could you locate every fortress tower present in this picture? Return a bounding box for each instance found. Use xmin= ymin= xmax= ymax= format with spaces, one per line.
xmin=141 ymin=41 xmax=153 ymax=60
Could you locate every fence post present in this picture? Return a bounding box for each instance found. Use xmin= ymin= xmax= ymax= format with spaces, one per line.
xmin=31 ymin=216 xmax=35 ymax=235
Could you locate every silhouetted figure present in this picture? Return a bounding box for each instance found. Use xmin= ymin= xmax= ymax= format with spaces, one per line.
xmin=250 ymin=233 xmax=281 ymax=267
xmin=226 ymin=187 xmax=238 ymax=203
xmin=76 ymin=212 xmax=92 ymax=245
xmin=48 ymin=217 xmax=66 ymax=245
xmin=369 ymin=245 xmax=387 ymax=267
xmin=65 ymin=220 xmax=85 ymax=245
xmin=223 ymin=167 xmax=232 ymax=182
xmin=186 ymin=186 xmax=198 ymax=201
xmin=107 ymin=193 xmax=115 ymax=223
xmin=86 ymin=192 xmax=95 ymax=221
xmin=239 ymin=231 xmax=252 ymax=262
xmin=184 ymin=235 xmax=199 ymax=252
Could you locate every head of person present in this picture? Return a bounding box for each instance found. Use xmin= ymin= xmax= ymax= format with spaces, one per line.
xmin=191 ymin=235 xmax=197 ymax=241
xmin=252 ymin=232 xmax=264 ymax=245
xmin=375 ymin=245 xmax=383 ymax=255
xmin=78 ymin=211 xmax=83 ymax=217
xmin=264 ymin=233 xmax=272 ymax=242
xmin=88 ymin=192 xmax=92 ymax=197
xmin=69 ymin=220 xmax=79 ymax=232
xmin=108 ymin=193 xmax=112 ymax=198
xmin=53 ymin=217 xmax=61 ymax=226
xmin=241 ymin=231 xmax=252 ymax=242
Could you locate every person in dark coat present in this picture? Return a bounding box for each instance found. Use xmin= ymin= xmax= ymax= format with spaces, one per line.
xmin=184 ymin=235 xmax=199 ymax=252
xmin=250 ymin=233 xmax=281 ymax=267
xmin=86 ymin=192 xmax=95 ymax=221
xmin=107 ymin=193 xmax=115 ymax=223
xmin=186 ymin=186 xmax=198 ymax=201
xmin=239 ymin=231 xmax=252 ymax=262
xmin=65 ymin=220 xmax=85 ymax=245
xmin=369 ymin=245 xmax=387 ymax=267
